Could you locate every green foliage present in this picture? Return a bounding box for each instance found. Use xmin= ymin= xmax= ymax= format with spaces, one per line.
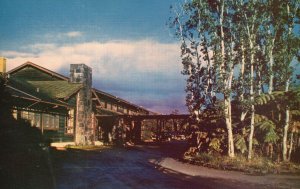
xmin=0 ymin=74 xmax=13 ymax=118
xmin=291 ymin=110 xmax=300 ymax=116
xmin=255 ymin=94 xmax=276 ymax=105
xmin=186 ymin=114 xmax=226 ymax=154
xmin=0 ymin=119 xmax=53 ymax=189
xmin=209 ymin=138 xmax=222 ymax=153
xmin=170 ymin=0 xmax=300 ymax=161
xmin=0 ymin=75 xmax=53 ymax=189
xmin=184 ymin=152 xmax=300 ymax=175
xmin=234 ymin=134 xmax=247 ymax=154
xmin=255 ymin=89 xmax=300 ymax=108
xmin=255 ymin=114 xmax=279 ymax=143
xmin=264 ymin=129 xmax=279 ymax=143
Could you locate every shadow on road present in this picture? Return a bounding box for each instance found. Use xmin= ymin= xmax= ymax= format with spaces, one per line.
xmin=51 ymin=141 xmax=300 ymax=189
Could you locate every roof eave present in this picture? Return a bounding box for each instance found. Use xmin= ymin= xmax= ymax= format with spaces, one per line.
xmin=92 ymin=88 xmax=150 ymax=112
xmin=7 ymin=61 xmax=69 ymax=81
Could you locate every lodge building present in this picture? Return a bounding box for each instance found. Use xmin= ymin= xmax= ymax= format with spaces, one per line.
xmin=0 ymin=57 xmax=151 ymax=145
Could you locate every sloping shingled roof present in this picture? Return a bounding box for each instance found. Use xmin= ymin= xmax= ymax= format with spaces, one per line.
xmin=27 ymin=81 xmax=82 ymax=99
xmin=7 ymin=62 xmax=82 ymax=107
xmin=7 ymin=78 xmax=71 ymax=107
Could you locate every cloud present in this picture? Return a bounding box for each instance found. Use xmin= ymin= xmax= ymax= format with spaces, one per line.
xmin=4 ymin=40 xmax=182 ymax=78
xmin=42 ymin=31 xmax=83 ymax=41
xmin=29 ymin=43 xmax=56 ymax=51
xmin=1 ymin=51 xmax=35 ymax=58
xmin=65 ymin=31 xmax=83 ymax=38
xmin=1 ymin=39 xmax=187 ymax=113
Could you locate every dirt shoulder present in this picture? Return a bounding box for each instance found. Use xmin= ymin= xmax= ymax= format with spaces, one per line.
xmin=137 ymin=141 xmax=300 ymax=189
xmin=154 ymin=157 xmax=300 ymax=189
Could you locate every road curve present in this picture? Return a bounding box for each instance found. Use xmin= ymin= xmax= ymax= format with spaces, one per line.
xmin=53 ymin=142 xmax=300 ymax=189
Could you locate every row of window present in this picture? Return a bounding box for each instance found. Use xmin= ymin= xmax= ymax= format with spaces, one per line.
xmin=13 ymin=110 xmax=61 ymax=130
xmin=99 ymin=100 xmax=138 ymax=115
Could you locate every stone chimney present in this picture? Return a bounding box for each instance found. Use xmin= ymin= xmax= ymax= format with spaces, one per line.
xmin=0 ymin=57 xmax=6 ymax=74
xmin=70 ymin=64 xmax=94 ymax=145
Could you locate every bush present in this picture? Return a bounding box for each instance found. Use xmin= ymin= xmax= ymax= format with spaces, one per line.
xmin=0 ymin=118 xmax=54 ymax=189
xmin=0 ymin=75 xmax=54 ymax=189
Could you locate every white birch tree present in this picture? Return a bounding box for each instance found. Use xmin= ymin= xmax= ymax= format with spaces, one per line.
xmin=169 ymin=0 xmax=299 ymax=160
xmin=274 ymin=1 xmax=299 ymax=161
xmin=170 ymin=0 xmax=237 ymax=157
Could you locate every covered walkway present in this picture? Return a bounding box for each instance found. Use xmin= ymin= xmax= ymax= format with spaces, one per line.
xmin=95 ymin=114 xmax=191 ymax=144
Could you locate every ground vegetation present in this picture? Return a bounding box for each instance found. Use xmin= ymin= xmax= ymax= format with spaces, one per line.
xmin=169 ymin=0 xmax=300 ymax=168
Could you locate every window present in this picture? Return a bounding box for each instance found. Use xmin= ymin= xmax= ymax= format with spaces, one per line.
xmin=20 ymin=111 xmax=40 ymax=127
xmin=21 ymin=111 xmax=29 ymax=119
xmin=54 ymin=115 xmax=59 ymax=128
xmin=117 ymin=106 xmax=124 ymax=113
xmin=42 ymin=114 xmax=59 ymax=129
xmin=43 ymin=114 xmax=50 ymax=128
xmin=16 ymin=110 xmax=60 ymax=130
xmin=12 ymin=110 xmax=17 ymax=119
xmin=112 ymin=104 xmax=117 ymax=111
xmin=28 ymin=112 xmax=35 ymax=126
xmin=66 ymin=109 xmax=74 ymax=134
xmin=100 ymin=101 xmax=105 ymax=108
xmin=75 ymin=67 xmax=82 ymax=73
xmin=106 ymin=103 xmax=112 ymax=110
xmin=34 ymin=113 xmax=41 ymax=128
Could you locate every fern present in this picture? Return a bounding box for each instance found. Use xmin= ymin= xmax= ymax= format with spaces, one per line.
xmin=255 ymin=88 xmax=300 ymax=108
xmin=291 ymin=110 xmax=300 ymax=116
xmin=264 ymin=129 xmax=279 ymax=143
xmin=209 ymin=138 xmax=222 ymax=153
xmin=254 ymin=114 xmax=279 ymax=144
xmin=255 ymin=91 xmax=283 ymax=105
xmin=234 ymin=134 xmax=247 ymax=154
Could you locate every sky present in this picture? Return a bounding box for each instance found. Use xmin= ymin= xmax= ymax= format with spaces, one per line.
xmin=0 ymin=0 xmax=188 ymax=114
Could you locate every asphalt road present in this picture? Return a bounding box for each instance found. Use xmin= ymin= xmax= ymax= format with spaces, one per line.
xmin=53 ymin=142 xmax=300 ymax=189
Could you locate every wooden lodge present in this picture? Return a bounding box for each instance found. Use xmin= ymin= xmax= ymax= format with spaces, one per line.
xmin=1 ymin=59 xmax=151 ymax=145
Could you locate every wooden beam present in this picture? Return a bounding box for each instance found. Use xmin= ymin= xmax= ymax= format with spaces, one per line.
xmin=92 ymin=89 xmax=102 ymax=107
xmin=12 ymin=95 xmax=70 ymax=108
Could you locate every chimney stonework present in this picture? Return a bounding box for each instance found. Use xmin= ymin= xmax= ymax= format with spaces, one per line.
xmin=70 ymin=64 xmax=94 ymax=145
xmin=0 ymin=57 xmax=6 ymax=73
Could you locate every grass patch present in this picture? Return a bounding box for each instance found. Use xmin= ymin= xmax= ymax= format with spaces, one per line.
xmin=184 ymin=152 xmax=300 ymax=175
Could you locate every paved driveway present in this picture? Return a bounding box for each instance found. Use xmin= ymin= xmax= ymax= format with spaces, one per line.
xmin=53 ymin=142 xmax=300 ymax=189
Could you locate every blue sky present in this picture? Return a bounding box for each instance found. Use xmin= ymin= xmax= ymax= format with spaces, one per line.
xmin=0 ymin=0 xmax=188 ymax=114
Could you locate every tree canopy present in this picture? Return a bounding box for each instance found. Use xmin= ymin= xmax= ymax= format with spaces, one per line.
xmin=169 ymin=0 xmax=299 ymax=160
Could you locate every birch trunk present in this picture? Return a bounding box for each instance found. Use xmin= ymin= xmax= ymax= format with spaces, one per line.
xmin=225 ymin=95 xmax=235 ymax=157
xmin=283 ymin=3 xmax=293 ymax=162
xmin=257 ymin=69 xmax=262 ymax=95
xmin=240 ymin=43 xmax=247 ymax=121
xmin=287 ymin=131 xmax=294 ymax=161
xmin=268 ymin=49 xmax=274 ymax=94
xmin=267 ymin=25 xmax=275 ymax=94
xmin=238 ymin=0 xmax=247 ymax=122
xmin=219 ymin=0 xmax=234 ymax=158
xmin=240 ymin=0 xmax=256 ymax=159
xmin=248 ymin=39 xmax=255 ymax=160
xmin=283 ymin=79 xmax=290 ymax=161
